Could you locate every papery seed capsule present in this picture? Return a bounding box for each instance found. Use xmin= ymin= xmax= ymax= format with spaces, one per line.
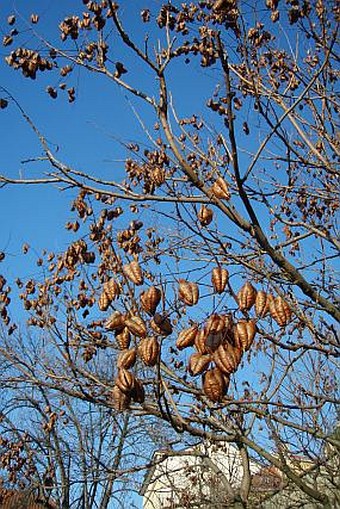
xmin=123 ymin=260 xmax=144 ymax=285
xmin=211 ymin=266 xmax=229 ymax=294
xmin=213 ymin=342 xmax=242 ymax=375
xmin=202 ymin=368 xmax=226 ymax=402
xmin=139 ymin=337 xmax=160 ymax=366
xmin=237 ymin=282 xmax=257 ymax=311
xmin=104 ymin=278 xmax=121 ymax=300
xmin=115 ymin=368 xmax=136 ymax=394
xmin=150 ymin=313 xmax=173 ymax=336
xmin=269 ymin=296 xmax=292 ymax=326
xmin=194 ymin=329 xmax=209 ymax=355
xmin=125 ymin=315 xmax=147 ymax=337
xmin=153 ymin=167 xmax=166 ymax=186
xmin=109 ymin=385 xmax=131 ymax=412
xmin=188 ymin=353 xmax=211 ymax=376
xmin=197 ymin=205 xmax=213 ymax=226
xmin=176 ymin=325 xmax=198 ymax=350
xmin=178 ymin=279 xmax=199 ymax=306
xmin=115 ymin=327 xmax=131 ymax=350
xmin=234 ymin=319 xmax=257 ymax=352
xmin=204 ymin=314 xmax=229 ymax=352
xmin=105 ymin=311 xmax=125 ymax=331
xmin=117 ymin=348 xmax=137 ymax=369
xmin=140 ymin=286 xmax=162 ymax=315
xmin=255 ymin=290 xmax=271 ymax=318
xmin=98 ymin=292 xmax=110 ymax=311
xmin=205 ymin=314 xmax=227 ymax=335
xmin=211 ymin=177 xmax=230 ymax=200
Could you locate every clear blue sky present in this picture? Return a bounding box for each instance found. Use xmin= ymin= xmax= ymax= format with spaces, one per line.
xmin=0 ymin=0 xmax=222 ymax=269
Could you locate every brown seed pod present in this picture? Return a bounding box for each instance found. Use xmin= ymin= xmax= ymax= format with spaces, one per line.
xmin=115 ymin=327 xmax=131 ymax=350
xmin=104 ymin=278 xmax=121 ymax=301
xmin=213 ymin=342 xmax=242 ymax=375
xmin=139 ymin=337 xmax=160 ymax=366
xmin=205 ymin=314 xmax=228 ymax=335
xmin=269 ymin=296 xmax=292 ymax=326
xmin=237 ymin=282 xmax=257 ymax=311
xmin=211 ymin=177 xmax=231 ymax=200
xmin=150 ymin=313 xmax=173 ymax=336
xmin=123 ymin=260 xmax=144 ymax=285
xmin=197 ymin=205 xmax=213 ymax=226
xmin=131 ymin=378 xmax=145 ymax=403
xmin=234 ymin=320 xmax=257 ymax=352
xmin=140 ymin=286 xmax=162 ymax=315
xmin=255 ymin=290 xmax=273 ymax=318
xmin=211 ymin=266 xmax=229 ymax=294
xmin=202 ymin=368 xmax=226 ymax=402
xmin=117 ymin=348 xmax=137 ymax=369
xmin=105 ymin=311 xmax=126 ymax=331
xmin=115 ymin=368 xmax=136 ymax=394
xmin=188 ymin=352 xmax=211 ymax=376
xmin=98 ymin=292 xmax=110 ymax=311
xmin=125 ymin=315 xmax=147 ymax=337
xmin=110 ymin=385 xmax=131 ymax=412
xmin=31 ymin=13 xmax=39 ymax=24
xmin=178 ymin=279 xmax=199 ymax=306
xmin=204 ymin=314 xmax=229 ymax=352
xmin=176 ymin=324 xmax=198 ymax=350
xmin=194 ymin=329 xmax=209 ymax=355
xmin=152 ymin=167 xmax=166 ymax=186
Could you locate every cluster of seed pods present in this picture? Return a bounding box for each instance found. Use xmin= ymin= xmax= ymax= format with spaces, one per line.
xmin=99 ymin=258 xmax=292 ymax=408
xmin=103 ymin=262 xmax=172 ymax=410
xmin=175 ymin=276 xmax=292 ymax=402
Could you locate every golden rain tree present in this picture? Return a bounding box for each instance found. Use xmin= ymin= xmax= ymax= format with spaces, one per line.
xmin=0 ymin=1 xmax=339 ymax=507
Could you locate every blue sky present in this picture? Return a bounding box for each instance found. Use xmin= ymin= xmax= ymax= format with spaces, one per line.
xmin=0 ymin=0 xmax=223 ymax=265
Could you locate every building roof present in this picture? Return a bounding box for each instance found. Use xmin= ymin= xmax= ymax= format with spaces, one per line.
xmin=0 ymin=489 xmax=57 ymax=509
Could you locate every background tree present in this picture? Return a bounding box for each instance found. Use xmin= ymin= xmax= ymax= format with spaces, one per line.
xmin=0 ymin=326 xmax=169 ymax=508
xmin=0 ymin=0 xmax=339 ymax=507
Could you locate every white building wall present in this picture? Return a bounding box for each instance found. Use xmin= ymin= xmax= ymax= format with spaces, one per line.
xmin=142 ymin=442 xmax=260 ymax=509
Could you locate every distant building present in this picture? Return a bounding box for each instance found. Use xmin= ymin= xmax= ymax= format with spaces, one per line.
xmin=140 ymin=441 xmax=262 ymax=509
xmin=140 ymin=440 xmax=339 ymax=508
